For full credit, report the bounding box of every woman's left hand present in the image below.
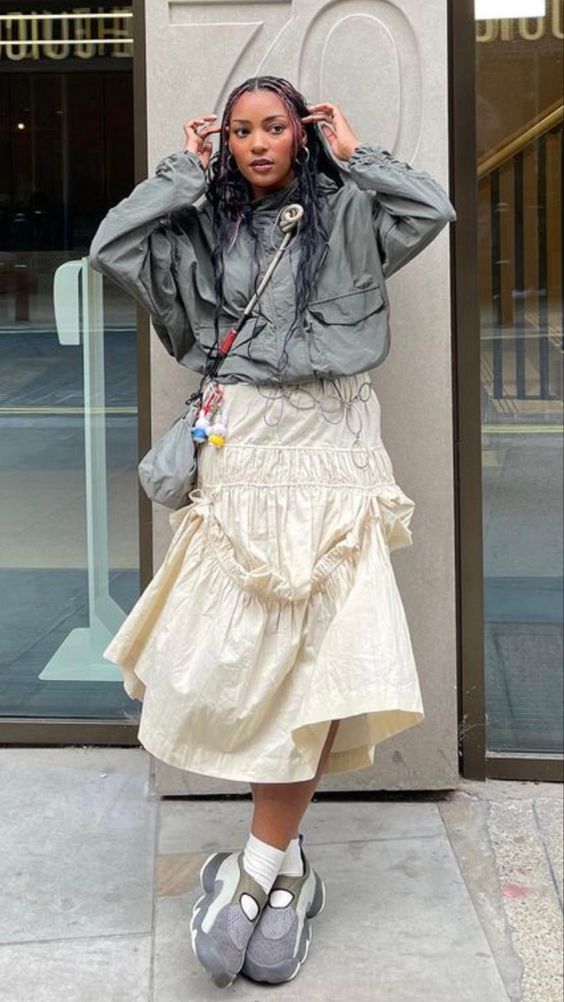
[301,102,360,161]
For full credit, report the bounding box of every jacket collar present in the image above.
[249,171,339,214]
[250,177,300,214]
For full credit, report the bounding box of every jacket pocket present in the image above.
[308,284,384,325]
[306,285,387,377]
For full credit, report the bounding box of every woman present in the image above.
[89,75,456,990]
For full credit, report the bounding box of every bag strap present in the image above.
[188,203,304,400]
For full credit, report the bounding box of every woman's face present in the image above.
[228,90,303,199]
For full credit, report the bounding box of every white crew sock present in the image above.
[243,833,285,894]
[279,836,304,877]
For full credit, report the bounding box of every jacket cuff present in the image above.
[347,143,457,222]
[348,144,414,172]
[155,149,206,177]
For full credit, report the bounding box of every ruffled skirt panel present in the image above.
[102,373,425,782]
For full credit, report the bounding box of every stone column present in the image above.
[145,0,458,793]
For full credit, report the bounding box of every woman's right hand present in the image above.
[182,115,221,170]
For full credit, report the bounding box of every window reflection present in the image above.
[476,1,563,753]
[0,4,139,720]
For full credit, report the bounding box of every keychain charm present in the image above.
[191,380,228,448]
[208,420,227,447]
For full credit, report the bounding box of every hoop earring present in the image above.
[296,145,310,166]
[227,153,236,171]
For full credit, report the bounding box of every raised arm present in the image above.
[88,150,207,362]
[303,101,457,279]
[346,144,457,279]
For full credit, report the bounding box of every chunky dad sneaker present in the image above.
[190,850,268,988]
[242,838,326,984]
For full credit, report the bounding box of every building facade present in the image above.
[0,0,562,789]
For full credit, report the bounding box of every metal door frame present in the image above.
[449,0,563,783]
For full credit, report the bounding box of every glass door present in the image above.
[475,1,563,755]
[0,5,141,721]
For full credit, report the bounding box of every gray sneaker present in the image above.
[190,850,268,988]
[242,838,326,984]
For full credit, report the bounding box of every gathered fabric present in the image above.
[102,372,425,782]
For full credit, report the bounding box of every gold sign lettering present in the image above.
[43,15,71,60]
[0,7,132,61]
[519,17,545,40]
[2,15,28,61]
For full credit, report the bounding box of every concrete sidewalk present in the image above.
[0,748,561,1002]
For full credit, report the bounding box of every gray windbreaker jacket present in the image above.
[88,144,457,384]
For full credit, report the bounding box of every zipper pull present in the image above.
[219,327,238,355]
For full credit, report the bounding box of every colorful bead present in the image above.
[208,434,226,448]
[191,427,207,442]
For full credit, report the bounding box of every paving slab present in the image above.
[487,799,563,1002]
[1,750,560,1002]
[0,748,156,942]
[439,792,524,1001]
[441,784,564,1002]
[157,798,444,855]
[0,934,151,1002]
[533,798,564,904]
[154,837,510,1001]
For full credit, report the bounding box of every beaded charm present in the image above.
[208,421,227,448]
[191,411,211,442]
[192,381,228,448]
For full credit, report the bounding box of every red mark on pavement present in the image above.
[503,883,529,899]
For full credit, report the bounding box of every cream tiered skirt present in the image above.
[102,372,425,782]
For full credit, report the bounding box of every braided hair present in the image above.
[205,75,342,376]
